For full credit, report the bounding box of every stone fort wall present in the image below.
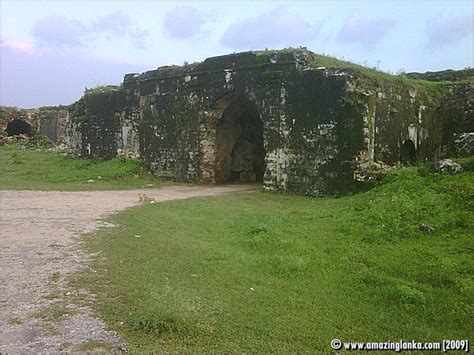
[65,49,473,195]
[3,49,471,195]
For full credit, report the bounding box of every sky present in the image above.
[1,1,473,108]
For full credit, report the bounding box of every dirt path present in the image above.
[0,184,259,352]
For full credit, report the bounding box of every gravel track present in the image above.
[0,184,259,352]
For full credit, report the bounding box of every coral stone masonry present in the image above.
[2,48,473,195]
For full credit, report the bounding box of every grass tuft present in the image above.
[34,305,78,322]
[75,339,115,351]
[7,316,24,325]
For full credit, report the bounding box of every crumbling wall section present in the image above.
[68,88,126,159]
[344,72,472,178]
[0,106,69,143]
[39,108,69,143]
[437,82,474,156]
[359,83,442,165]
[0,106,39,137]
[64,117,82,156]
[349,78,473,172]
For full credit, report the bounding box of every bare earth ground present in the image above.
[0,184,259,352]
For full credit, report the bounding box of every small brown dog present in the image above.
[138,193,156,204]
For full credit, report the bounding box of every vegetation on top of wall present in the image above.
[0,105,37,112]
[313,54,448,91]
[406,68,474,82]
[39,105,70,111]
[38,105,69,121]
[84,85,121,95]
[0,105,21,110]
[308,52,471,100]
[311,52,472,83]
[250,48,468,102]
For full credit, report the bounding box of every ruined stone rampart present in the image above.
[348,74,473,165]
[0,107,39,137]
[62,49,474,195]
[0,106,69,143]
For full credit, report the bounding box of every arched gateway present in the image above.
[201,93,266,184]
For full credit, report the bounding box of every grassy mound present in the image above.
[72,160,473,351]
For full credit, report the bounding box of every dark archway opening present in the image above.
[215,94,266,183]
[6,119,32,137]
[400,139,416,165]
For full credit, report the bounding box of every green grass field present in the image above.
[71,161,473,351]
[0,143,166,190]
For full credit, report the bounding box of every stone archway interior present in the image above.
[6,119,32,137]
[400,139,416,164]
[215,94,265,183]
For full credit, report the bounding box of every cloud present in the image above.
[91,11,134,36]
[31,12,149,49]
[426,15,473,50]
[163,6,208,40]
[337,14,397,49]
[32,16,87,48]
[1,39,42,55]
[91,11,150,48]
[220,7,318,50]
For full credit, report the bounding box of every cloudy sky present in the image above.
[1,1,472,108]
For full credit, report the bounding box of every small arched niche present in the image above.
[213,93,266,184]
[6,119,32,137]
[400,139,416,165]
